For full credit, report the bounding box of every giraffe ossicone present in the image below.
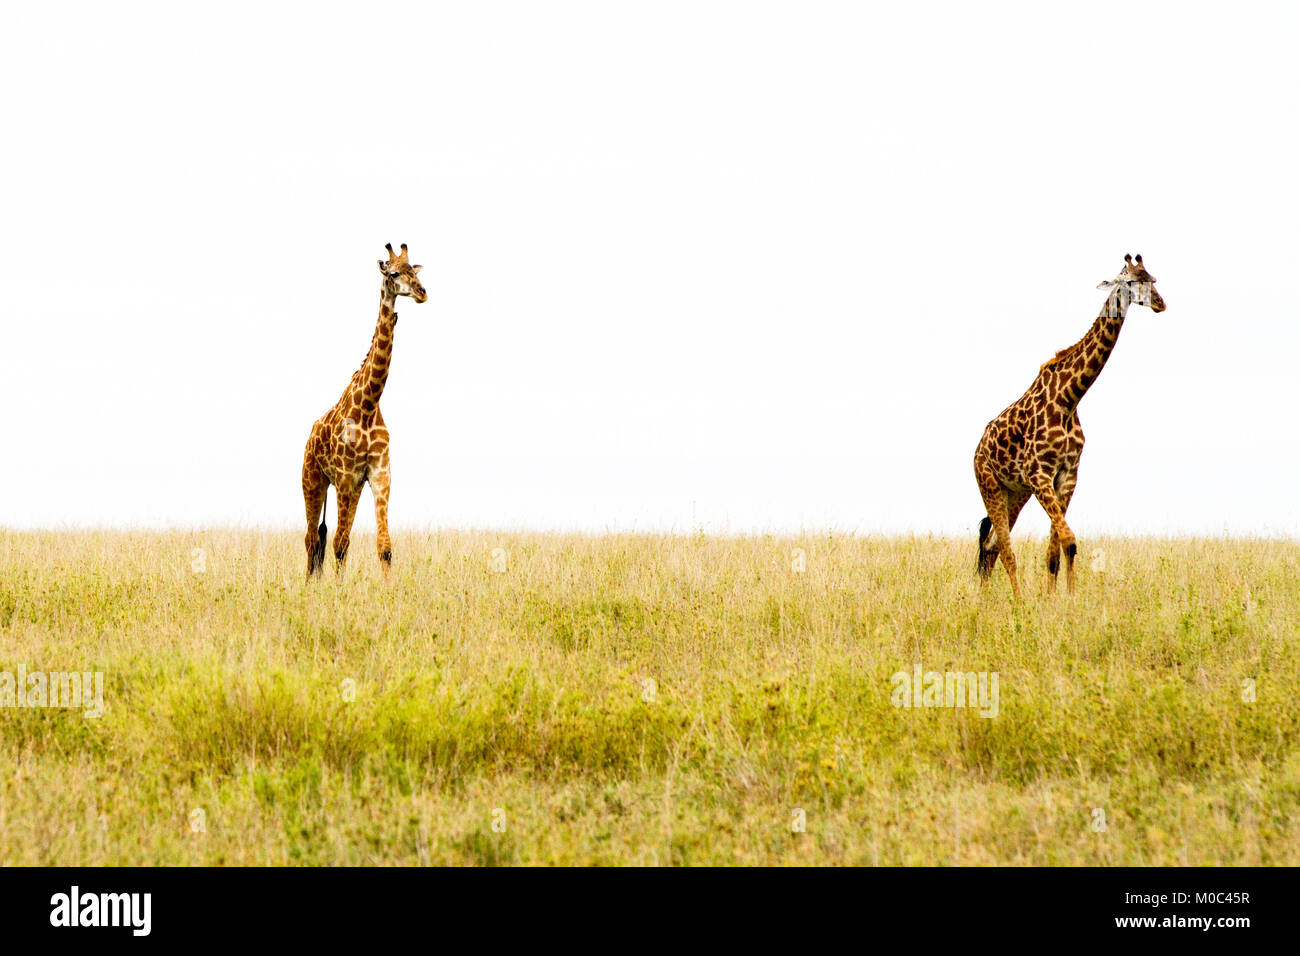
[973,254,1166,597]
[301,242,428,577]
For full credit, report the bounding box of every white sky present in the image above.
[3,2,1297,537]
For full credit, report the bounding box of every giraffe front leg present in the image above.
[1056,474,1079,595]
[333,486,362,572]
[369,454,393,576]
[1029,470,1076,597]
[1043,468,1080,593]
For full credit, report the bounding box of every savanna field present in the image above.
[0,530,1297,866]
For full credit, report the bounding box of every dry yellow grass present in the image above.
[0,529,1296,865]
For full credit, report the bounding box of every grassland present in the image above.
[0,529,1296,865]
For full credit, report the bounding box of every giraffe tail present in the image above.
[314,495,328,571]
[977,516,993,576]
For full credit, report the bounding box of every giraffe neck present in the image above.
[1054,285,1130,410]
[356,289,398,411]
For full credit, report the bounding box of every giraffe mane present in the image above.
[1038,345,1075,373]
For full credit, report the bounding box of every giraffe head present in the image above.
[377,243,427,304]
[1097,253,1165,312]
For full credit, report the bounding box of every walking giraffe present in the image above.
[974,254,1166,596]
[301,243,427,577]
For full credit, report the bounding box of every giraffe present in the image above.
[301,243,427,577]
[973,254,1166,596]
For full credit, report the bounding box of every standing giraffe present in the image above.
[974,254,1166,596]
[301,243,427,577]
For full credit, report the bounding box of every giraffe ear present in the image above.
[378,259,389,274]
[411,264,423,274]
[1096,280,1116,291]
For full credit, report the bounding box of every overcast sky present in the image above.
[3,2,1296,537]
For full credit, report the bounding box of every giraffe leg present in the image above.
[1044,472,1080,593]
[369,453,393,575]
[1029,469,1076,597]
[975,463,1020,598]
[302,458,329,578]
[1045,527,1061,594]
[979,489,1029,579]
[333,486,362,571]
[1056,474,1079,594]
[1001,489,1030,566]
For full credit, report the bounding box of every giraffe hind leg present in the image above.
[303,460,329,578]
[975,466,1020,597]
[977,486,1029,587]
[333,487,362,571]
